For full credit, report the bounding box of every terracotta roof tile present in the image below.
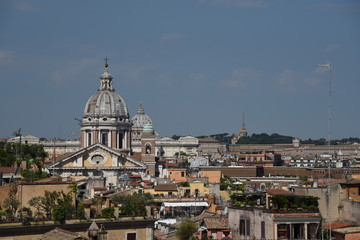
[106,189,133,198]
[21,177,74,185]
[37,227,89,240]
[203,217,229,230]
[340,179,360,185]
[0,167,18,174]
[323,222,354,230]
[331,226,360,234]
[130,174,142,178]
[154,184,178,192]
[193,210,217,222]
[164,163,179,167]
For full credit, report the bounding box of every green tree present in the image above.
[91,196,105,216]
[3,197,20,218]
[101,207,115,219]
[176,220,198,240]
[111,192,153,216]
[68,183,78,205]
[76,203,86,221]
[21,169,48,180]
[0,142,48,167]
[28,190,60,219]
[237,133,293,144]
[19,207,32,226]
[28,196,42,218]
[3,185,20,218]
[0,143,16,167]
[52,192,74,224]
[171,134,181,140]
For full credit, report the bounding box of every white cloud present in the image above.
[324,44,340,53]
[277,69,323,92]
[160,33,185,41]
[277,69,297,92]
[305,77,322,86]
[51,70,63,85]
[156,71,174,85]
[119,63,157,82]
[71,58,98,72]
[3,0,40,12]
[221,68,264,89]
[189,73,206,83]
[50,58,98,85]
[200,0,267,8]
[305,2,360,12]
[0,50,14,64]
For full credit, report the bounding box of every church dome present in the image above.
[131,103,152,128]
[83,65,129,119]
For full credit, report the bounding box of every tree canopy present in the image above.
[236,133,293,144]
[111,192,152,217]
[175,220,198,240]
[0,142,47,167]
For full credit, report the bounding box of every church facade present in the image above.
[48,63,149,186]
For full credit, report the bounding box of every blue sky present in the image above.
[0,0,359,140]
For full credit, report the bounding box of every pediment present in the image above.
[48,143,146,169]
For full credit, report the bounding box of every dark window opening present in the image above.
[127,232,136,240]
[146,144,151,154]
[101,132,108,146]
[118,133,123,149]
[88,132,92,146]
[261,221,265,239]
[240,219,245,235]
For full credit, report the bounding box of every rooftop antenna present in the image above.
[318,63,332,239]
[13,128,22,162]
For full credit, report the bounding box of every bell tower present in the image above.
[141,123,156,175]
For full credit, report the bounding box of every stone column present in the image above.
[124,131,128,149]
[94,130,99,144]
[111,130,117,149]
[80,131,85,148]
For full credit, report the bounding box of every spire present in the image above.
[137,101,145,114]
[242,113,245,129]
[240,113,248,137]
[99,57,114,91]
[104,56,109,68]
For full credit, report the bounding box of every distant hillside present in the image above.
[236,133,293,144]
[301,137,360,145]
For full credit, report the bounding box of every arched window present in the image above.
[145,143,151,154]
[240,219,246,235]
[239,219,250,236]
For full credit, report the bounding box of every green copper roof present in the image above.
[143,123,154,132]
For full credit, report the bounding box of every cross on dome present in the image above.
[104,56,109,68]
